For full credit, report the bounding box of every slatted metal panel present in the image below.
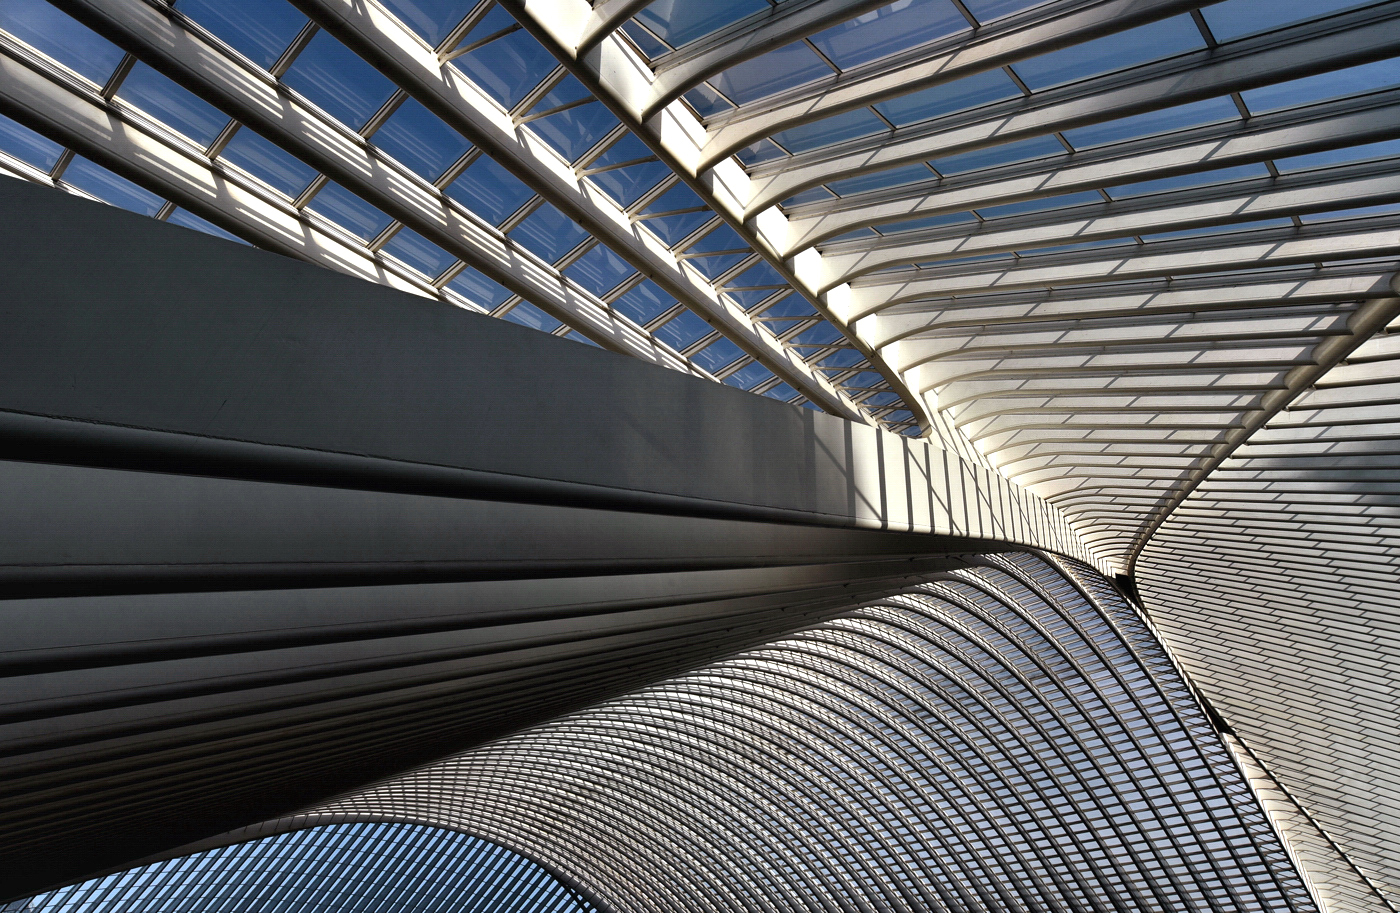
[1137,315,1400,913]
[1,823,599,913]
[165,553,1317,913]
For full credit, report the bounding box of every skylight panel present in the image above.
[637,184,713,245]
[655,309,713,350]
[0,113,62,171]
[931,135,1064,175]
[725,361,775,390]
[1275,137,1400,172]
[724,262,790,308]
[306,180,394,238]
[449,7,559,109]
[865,391,901,406]
[166,208,247,244]
[619,20,671,59]
[1300,201,1400,223]
[878,211,978,234]
[770,109,889,155]
[382,227,457,278]
[1061,97,1241,150]
[501,301,564,332]
[1241,58,1400,115]
[809,0,969,71]
[757,293,818,319]
[218,127,316,198]
[974,187,1103,218]
[526,74,592,111]
[734,139,788,168]
[818,349,866,369]
[692,337,745,372]
[683,224,751,279]
[526,98,622,163]
[823,227,881,244]
[764,382,801,401]
[1020,237,1135,256]
[874,69,1021,126]
[509,202,590,262]
[586,148,671,208]
[633,0,770,50]
[958,0,1049,25]
[379,0,479,48]
[564,244,636,296]
[1010,16,1202,92]
[1105,163,1271,199]
[372,98,471,182]
[174,0,308,71]
[0,0,126,85]
[446,155,533,224]
[709,42,836,108]
[681,83,735,119]
[612,279,676,325]
[917,251,1012,267]
[282,30,397,132]
[780,187,836,208]
[1139,218,1294,242]
[794,323,845,346]
[1201,0,1371,43]
[446,265,513,309]
[826,163,935,198]
[116,64,228,149]
[61,157,164,217]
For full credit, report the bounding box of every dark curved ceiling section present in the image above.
[3,822,603,913]
[151,553,1318,913]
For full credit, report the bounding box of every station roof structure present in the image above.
[0,0,1397,910]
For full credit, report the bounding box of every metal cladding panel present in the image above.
[1137,316,1400,913]
[129,553,1317,913]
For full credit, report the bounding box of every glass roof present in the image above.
[0,0,1396,456]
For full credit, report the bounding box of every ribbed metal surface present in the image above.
[186,552,1316,913]
[1137,315,1400,913]
[2,823,599,913]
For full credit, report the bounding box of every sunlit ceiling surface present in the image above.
[1136,312,1400,912]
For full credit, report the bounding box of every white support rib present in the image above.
[815,161,1400,289]
[742,2,1400,214]
[862,266,1398,347]
[641,0,894,119]
[780,90,1400,255]
[700,0,1207,169]
[846,215,1400,315]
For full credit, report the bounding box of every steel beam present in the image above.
[701,0,1209,169]
[780,90,1400,254]
[744,2,1400,214]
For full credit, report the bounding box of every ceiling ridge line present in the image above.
[1124,278,1400,576]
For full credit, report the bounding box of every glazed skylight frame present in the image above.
[0,0,882,421]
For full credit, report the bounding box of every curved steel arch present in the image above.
[140,552,1317,913]
[8,821,606,913]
